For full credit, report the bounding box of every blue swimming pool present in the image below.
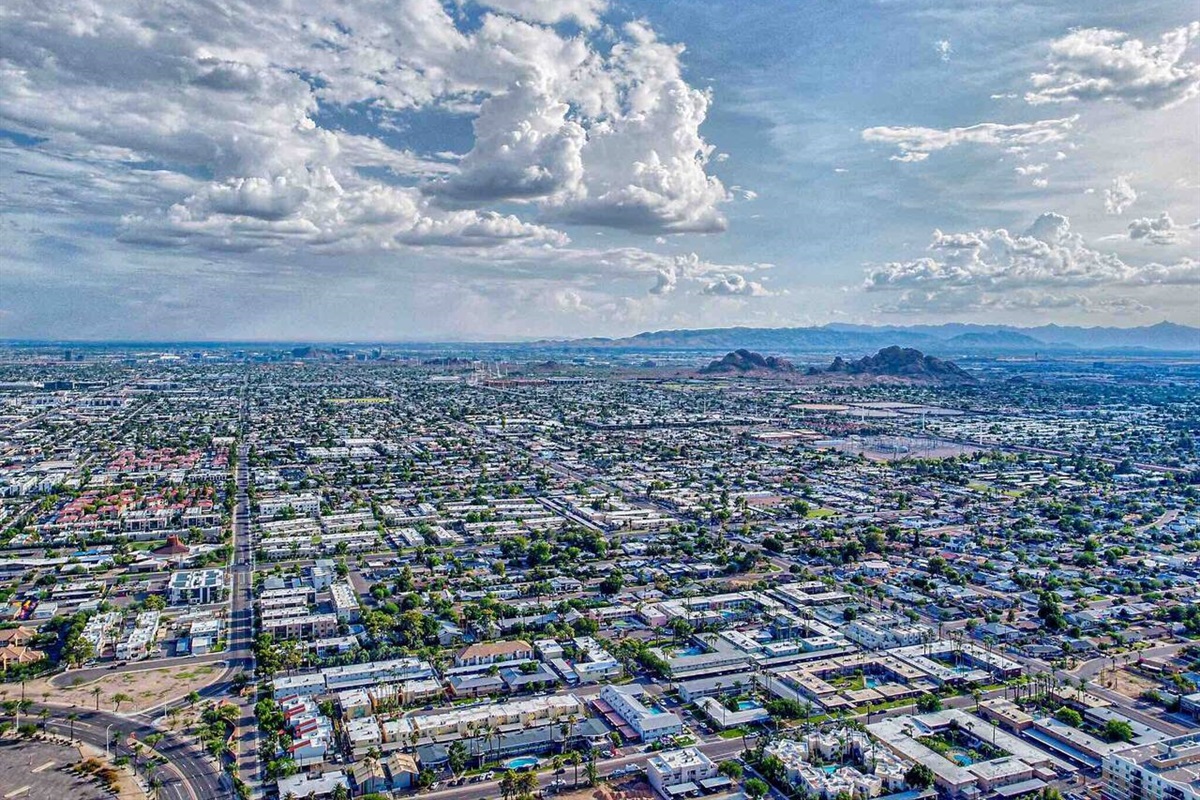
[504,757,540,770]
[736,700,762,711]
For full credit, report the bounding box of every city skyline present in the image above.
[2,1,1199,340]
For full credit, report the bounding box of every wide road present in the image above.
[229,438,260,795]
[30,703,230,800]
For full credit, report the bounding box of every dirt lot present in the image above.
[1100,668,1160,700]
[17,663,224,714]
[554,779,657,800]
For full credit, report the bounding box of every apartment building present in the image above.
[646,748,718,799]
[598,685,682,743]
[168,568,226,605]
[1102,735,1200,800]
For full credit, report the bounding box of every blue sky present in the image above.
[0,0,1197,340]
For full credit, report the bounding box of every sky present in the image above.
[1,0,1198,341]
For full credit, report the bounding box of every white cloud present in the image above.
[120,168,569,251]
[1104,175,1138,214]
[935,40,953,63]
[473,0,608,28]
[876,288,1150,315]
[423,19,730,234]
[1015,163,1047,176]
[861,116,1077,162]
[1027,23,1200,109]
[1127,211,1184,245]
[700,273,773,296]
[864,212,1200,312]
[425,77,588,203]
[0,0,731,258]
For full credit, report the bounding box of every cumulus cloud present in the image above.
[864,212,1200,312]
[475,0,608,28]
[1127,212,1182,245]
[1026,23,1200,109]
[1104,175,1138,214]
[935,40,953,62]
[592,250,772,297]
[425,77,587,203]
[120,167,568,251]
[423,20,729,233]
[0,0,732,259]
[861,116,1077,162]
[700,273,772,296]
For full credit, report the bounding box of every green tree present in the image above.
[905,763,935,788]
[1104,719,1134,742]
[1054,706,1083,727]
[112,692,132,713]
[600,572,624,595]
[448,740,467,776]
[744,778,770,800]
[916,693,942,713]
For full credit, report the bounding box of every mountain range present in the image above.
[547,321,1200,354]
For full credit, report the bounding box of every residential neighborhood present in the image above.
[1,343,1198,800]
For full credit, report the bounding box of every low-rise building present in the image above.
[647,748,718,799]
[598,685,682,743]
[168,569,226,605]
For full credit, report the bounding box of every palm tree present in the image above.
[67,712,79,743]
[569,750,582,787]
[112,692,132,713]
[499,770,516,800]
[516,771,538,797]
[91,686,102,711]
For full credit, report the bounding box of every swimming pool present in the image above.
[736,700,762,711]
[504,757,540,771]
[948,749,973,766]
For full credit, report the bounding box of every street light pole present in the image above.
[106,723,115,759]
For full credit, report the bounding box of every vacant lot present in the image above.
[555,779,656,800]
[20,663,223,714]
[1101,668,1159,700]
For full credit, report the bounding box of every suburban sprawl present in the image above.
[1,340,1200,800]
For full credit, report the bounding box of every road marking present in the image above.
[31,761,55,773]
[4,787,30,798]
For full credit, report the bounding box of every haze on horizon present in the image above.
[1,0,1198,341]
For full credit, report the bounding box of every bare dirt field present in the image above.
[555,779,656,800]
[1100,668,1160,700]
[13,663,225,714]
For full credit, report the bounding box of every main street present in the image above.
[230,433,260,795]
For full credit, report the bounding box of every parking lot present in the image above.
[0,739,113,800]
